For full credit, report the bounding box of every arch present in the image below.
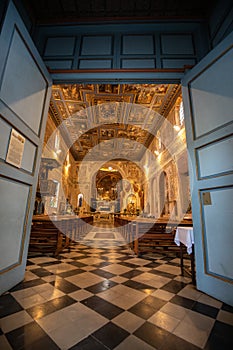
[77,193,83,207]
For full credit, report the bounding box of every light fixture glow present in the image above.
[174,125,181,131]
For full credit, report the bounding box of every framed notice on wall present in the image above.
[6,129,25,168]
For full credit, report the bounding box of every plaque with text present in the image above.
[6,129,25,168]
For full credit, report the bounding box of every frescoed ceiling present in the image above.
[49,83,181,161]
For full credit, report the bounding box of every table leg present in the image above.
[180,244,184,276]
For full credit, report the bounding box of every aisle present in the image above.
[76,221,127,248]
[0,232,232,349]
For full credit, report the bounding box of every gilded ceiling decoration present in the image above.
[49,83,180,161]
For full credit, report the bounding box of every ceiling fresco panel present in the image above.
[49,83,180,161]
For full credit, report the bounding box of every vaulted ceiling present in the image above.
[49,83,181,161]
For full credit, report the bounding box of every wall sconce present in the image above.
[53,149,62,159]
[173,125,181,131]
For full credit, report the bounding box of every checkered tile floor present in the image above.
[1,226,233,349]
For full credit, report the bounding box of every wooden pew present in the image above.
[133,222,180,256]
[29,215,94,256]
[115,216,194,281]
[132,220,195,282]
[29,216,71,256]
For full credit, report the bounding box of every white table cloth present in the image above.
[174,226,194,254]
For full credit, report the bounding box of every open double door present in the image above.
[0,1,232,305]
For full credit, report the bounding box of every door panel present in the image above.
[21,139,37,173]
[0,178,30,271]
[201,187,233,280]
[182,30,233,305]
[189,48,233,138]
[0,1,52,294]
[197,136,233,178]
[0,28,47,135]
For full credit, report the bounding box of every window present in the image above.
[55,131,60,150]
[179,100,184,125]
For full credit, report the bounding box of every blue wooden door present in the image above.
[182,31,233,305]
[0,1,52,294]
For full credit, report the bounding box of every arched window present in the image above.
[77,193,83,207]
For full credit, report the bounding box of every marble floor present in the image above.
[0,224,233,350]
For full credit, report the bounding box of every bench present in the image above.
[133,222,182,256]
[29,219,71,256]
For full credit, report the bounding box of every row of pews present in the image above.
[29,215,93,256]
[116,215,193,262]
[115,216,192,256]
[115,216,195,283]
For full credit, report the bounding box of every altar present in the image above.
[93,212,114,224]
[95,200,116,213]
